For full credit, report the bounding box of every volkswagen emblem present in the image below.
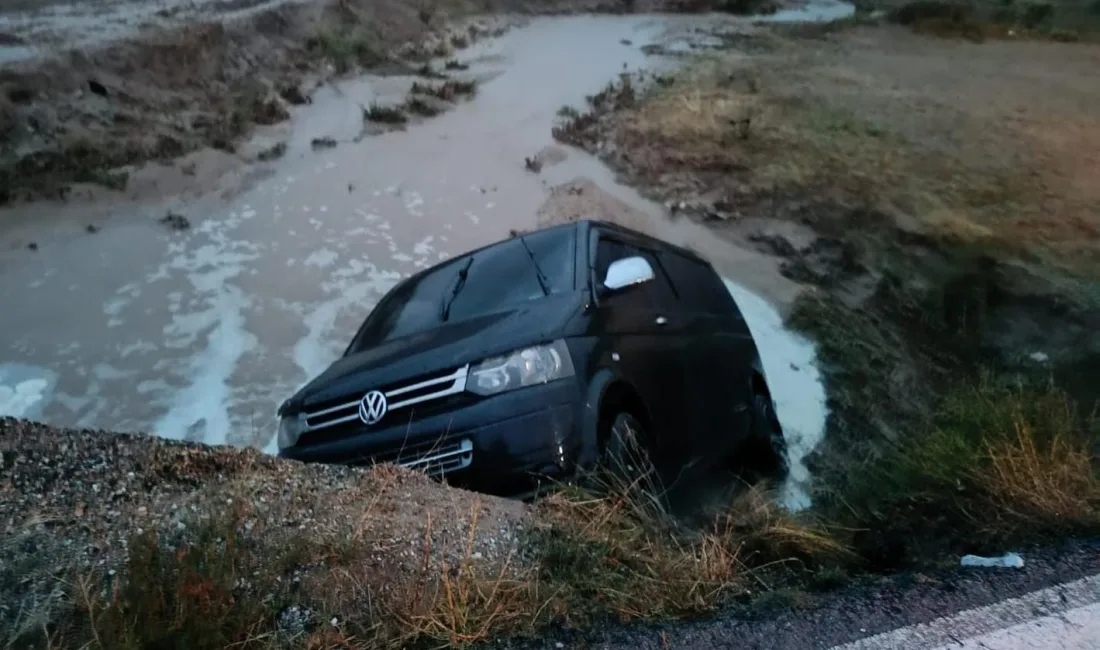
[358,390,388,425]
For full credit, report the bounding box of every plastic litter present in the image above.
[960,552,1025,568]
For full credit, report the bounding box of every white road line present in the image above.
[933,601,1100,650]
[830,574,1100,650]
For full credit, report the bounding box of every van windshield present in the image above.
[346,228,575,352]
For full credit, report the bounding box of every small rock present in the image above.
[85,224,99,233]
[279,84,311,106]
[277,604,315,634]
[620,39,633,46]
[159,212,191,231]
[27,242,38,251]
[524,156,543,173]
[88,79,108,97]
[252,94,290,126]
[257,141,287,162]
[310,137,338,150]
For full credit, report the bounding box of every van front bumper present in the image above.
[278,379,585,495]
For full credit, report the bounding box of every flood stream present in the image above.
[0,8,848,508]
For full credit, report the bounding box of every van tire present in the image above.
[601,412,650,478]
[740,393,789,481]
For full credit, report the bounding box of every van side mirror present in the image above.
[602,256,655,293]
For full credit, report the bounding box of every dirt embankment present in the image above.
[0,0,643,204]
[0,0,781,205]
[0,417,533,648]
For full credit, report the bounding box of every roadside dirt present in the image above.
[0,417,531,646]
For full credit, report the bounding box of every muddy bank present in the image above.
[0,0,792,204]
[0,0,621,202]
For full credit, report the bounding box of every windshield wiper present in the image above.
[516,235,551,296]
[440,257,474,322]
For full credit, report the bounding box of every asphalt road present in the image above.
[500,539,1100,650]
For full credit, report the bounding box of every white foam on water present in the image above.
[149,212,261,446]
[0,363,57,420]
[154,289,258,445]
[722,278,827,511]
[0,379,49,417]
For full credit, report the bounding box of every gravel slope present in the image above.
[0,417,530,640]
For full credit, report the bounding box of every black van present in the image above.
[277,220,786,494]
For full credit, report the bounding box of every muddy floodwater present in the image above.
[0,9,845,508]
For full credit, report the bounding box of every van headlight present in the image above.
[465,340,575,396]
[277,413,305,450]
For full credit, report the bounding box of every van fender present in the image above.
[577,368,650,469]
[578,368,620,468]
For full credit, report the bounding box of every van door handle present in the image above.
[655,316,668,326]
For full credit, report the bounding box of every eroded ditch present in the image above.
[0,9,843,510]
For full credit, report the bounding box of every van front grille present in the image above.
[301,364,470,436]
[357,437,474,477]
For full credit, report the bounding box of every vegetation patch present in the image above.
[883,0,1100,41]
[306,28,385,74]
[409,79,478,102]
[363,102,409,124]
[529,453,848,626]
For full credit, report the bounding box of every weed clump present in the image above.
[827,378,1100,566]
[405,96,443,117]
[363,103,408,124]
[72,516,286,650]
[307,29,384,74]
[409,79,477,102]
[530,437,847,623]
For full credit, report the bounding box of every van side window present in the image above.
[596,237,676,308]
[659,251,738,316]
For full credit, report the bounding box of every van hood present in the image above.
[289,292,584,411]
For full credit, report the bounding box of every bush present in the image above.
[1020,1,1053,27]
[833,379,1100,564]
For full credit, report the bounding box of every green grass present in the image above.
[307,28,384,74]
[72,516,288,650]
[885,0,1100,41]
[818,375,1100,565]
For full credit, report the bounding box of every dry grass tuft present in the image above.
[834,379,1100,559]
[388,506,546,648]
[531,438,847,623]
[981,406,1100,527]
[71,512,281,650]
